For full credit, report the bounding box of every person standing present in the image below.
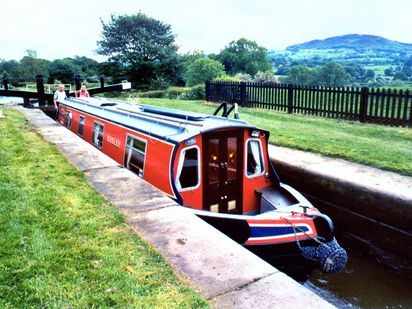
[53,84,67,119]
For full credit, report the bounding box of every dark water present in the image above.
[303,246,412,309]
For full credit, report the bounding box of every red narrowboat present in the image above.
[57,97,347,275]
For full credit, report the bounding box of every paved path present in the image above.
[13,106,335,309]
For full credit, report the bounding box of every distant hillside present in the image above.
[287,34,412,53]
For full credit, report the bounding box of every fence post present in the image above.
[36,75,45,106]
[287,84,294,113]
[75,75,81,91]
[409,98,412,128]
[2,76,9,91]
[205,81,210,101]
[100,76,105,89]
[240,82,246,106]
[359,87,369,122]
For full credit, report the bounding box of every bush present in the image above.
[253,71,278,83]
[186,84,205,100]
[185,58,225,86]
[137,85,205,100]
[213,74,241,82]
[138,90,167,98]
[234,73,253,81]
[166,87,187,99]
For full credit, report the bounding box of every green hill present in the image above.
[287,34,412,53]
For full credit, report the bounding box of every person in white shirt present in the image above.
[53,84,67,119]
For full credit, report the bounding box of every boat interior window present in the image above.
[124,135,146,178]
[65,111,72,129]
[92,122,104,148]
[246,139,265,177]
[78,115,85,136]
[176,146,200,191]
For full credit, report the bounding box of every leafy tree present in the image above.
[345,63,365,81]
[393,71,408,81]
[282,65,316,85]
[363,69,375,81]
[98,61,129,84]
[184,58,224,86]
[49,59,77,84]
[0,59,20,84]
[276,65,289,75]
[181,50,205,66]
[402,65,412,77]
[384,67,394,76]
[96,13,180,86]
[19,54,50,80]
[72,56,100,77]
[217,38,272,75]
[24,49,37,58]
[317,62,350,86]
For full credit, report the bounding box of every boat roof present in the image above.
[61,97,256,143]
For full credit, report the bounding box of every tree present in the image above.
[345,63,365,82]
[0,59,20,84]
[363,69,375,81]
[384,67,394,76]
[72,56,99,77]
[393,71,408,81]
[282,65,316,85]
[96,13,180,86]
[184,58,224,86]
[317,62,350,86]
[49,59,77,84]
[19,54,50,79]
[217,38,272,75]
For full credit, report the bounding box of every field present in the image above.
[0,108,208,307]
[129,98,412,177]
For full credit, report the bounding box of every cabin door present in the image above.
[203,130,243,214]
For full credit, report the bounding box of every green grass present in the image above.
[0,108,208,307]
[128,98,412,177]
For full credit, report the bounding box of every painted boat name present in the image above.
[107,135,121,147]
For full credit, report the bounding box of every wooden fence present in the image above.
[205,81,412,127]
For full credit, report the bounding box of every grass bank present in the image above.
[0,108,207,307]
[128,98,412,177]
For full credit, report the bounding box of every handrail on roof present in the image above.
[65,98,202,131]
[116,106,204,127]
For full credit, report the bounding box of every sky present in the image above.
[1,0,411,61]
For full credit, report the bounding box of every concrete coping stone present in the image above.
[15,106,335,308]
[269,144,412,203]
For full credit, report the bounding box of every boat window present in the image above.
[92,122,104,148]
[78,115,85,136]
[65,111,72,129]
[246,139,265,177]
[176,146,200,191]
[124,135,146,178]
